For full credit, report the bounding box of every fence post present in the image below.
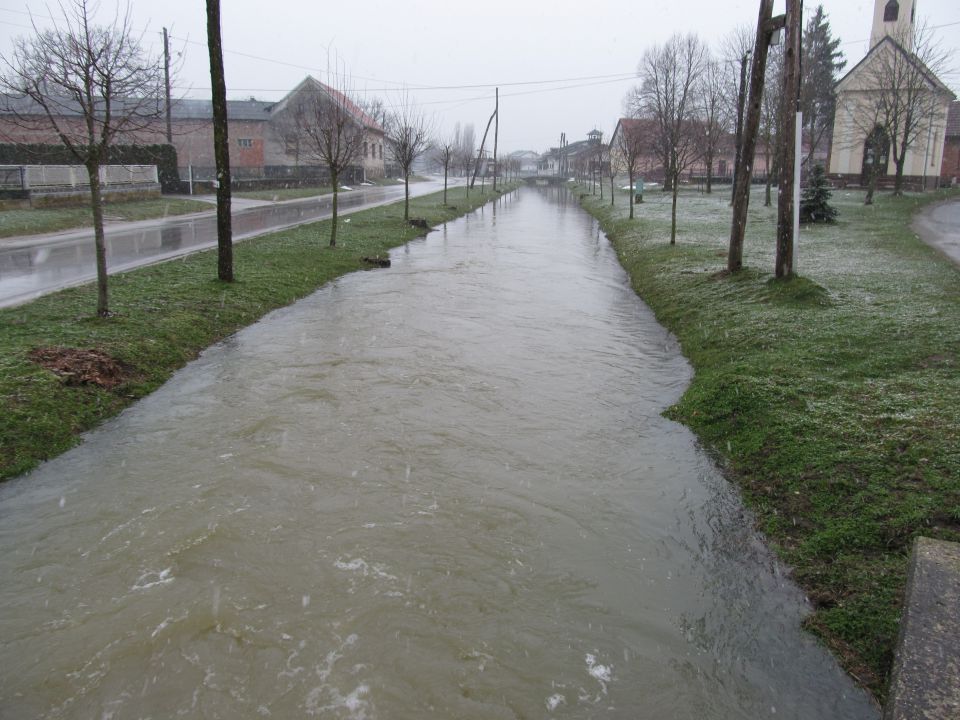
[19,166,29,191]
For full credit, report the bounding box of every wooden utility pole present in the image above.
[205,0,233,282]
[775,0,802,278]
[731,51,751,205]
[493,87,499,192]
[727,0,785,272]
[163,27,172,143]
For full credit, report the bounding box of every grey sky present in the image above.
[1,1,958,151]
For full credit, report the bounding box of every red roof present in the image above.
[947,101,960,138]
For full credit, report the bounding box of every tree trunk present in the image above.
[610,175,615,206]
[330,170,339,248]
[893,156,906,196]
[404,173,410,220]
[87,164,109,317]
[671,172,679,245]
[206,0,233,282]
[729,0,777,273]
[764,146,773,207]
[706,154,713,194]
[628,167,635,220]
[443,163,448,206]
[865,165,878,205]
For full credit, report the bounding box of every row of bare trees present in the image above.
[611,6,850,244]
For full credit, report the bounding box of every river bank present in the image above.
[577,183,960,701]
[0,184,515,482]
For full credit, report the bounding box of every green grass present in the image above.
[0,183,516,483]
[576,183,960,702]
[0,197,213,238]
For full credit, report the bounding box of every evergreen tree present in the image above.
[801,6,846,170]
[799,165,838,224]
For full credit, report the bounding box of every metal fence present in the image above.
[0,164,159,190]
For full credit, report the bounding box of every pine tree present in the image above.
[801,6,846,170]
[799,165,838,224]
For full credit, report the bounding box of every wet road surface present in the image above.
[0,180,447,308]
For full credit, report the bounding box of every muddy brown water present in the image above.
[0,188,877,718]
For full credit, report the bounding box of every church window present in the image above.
[884,1,899,22]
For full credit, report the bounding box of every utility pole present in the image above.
[728,0,785,273]
[163,27,172,144]
[493,87,499,192]
[775,0,802,278]
[205,0,233,282]
[732,50,751,205]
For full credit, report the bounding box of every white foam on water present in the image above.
[585,653,613,693]
[546,693,566,711]
[132,568,174,591]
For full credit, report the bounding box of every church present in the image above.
[828,0,955,190]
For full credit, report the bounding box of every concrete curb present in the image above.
[884,537,960,720]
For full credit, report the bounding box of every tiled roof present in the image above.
[947,101,960,138]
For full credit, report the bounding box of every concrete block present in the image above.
[884,537,960,720]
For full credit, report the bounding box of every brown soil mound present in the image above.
[28,347,132,389]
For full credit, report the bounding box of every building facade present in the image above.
[0,76,385,186]
[828,0,955,189]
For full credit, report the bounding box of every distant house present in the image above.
[609,118,771,186]
[0,75,385,186]
[828,0,955,189]
[507,150,540,177]
[941,101,960,186]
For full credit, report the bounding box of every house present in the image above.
[941,101,960,186]
[828,0,955,189]
[0,76,385,187]
[608,119,771,185]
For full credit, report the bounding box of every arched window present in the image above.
[884,1,899,22]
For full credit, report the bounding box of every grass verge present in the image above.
[0,184,515,483]
[577,184,960,702]
[0,197,213,238]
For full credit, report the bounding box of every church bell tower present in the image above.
[870,0,916,49]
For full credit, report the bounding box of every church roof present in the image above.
[836,36,955,97]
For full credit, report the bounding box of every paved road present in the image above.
[912,197,960,268]
[0,180,452,308]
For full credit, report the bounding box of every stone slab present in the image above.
[884,537,960,720]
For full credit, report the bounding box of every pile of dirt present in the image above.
[28,347,133,389]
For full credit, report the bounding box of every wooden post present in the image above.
[163,28,172,144]
[205,0,233,282]
[775,0,802,278]
[732,51,751,205]
[493,88,499,192]
[728,0,783,273]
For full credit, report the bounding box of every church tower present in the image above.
[870,0,916,49]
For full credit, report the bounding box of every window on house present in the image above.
[237,138,253,148]
[884,1,899,22]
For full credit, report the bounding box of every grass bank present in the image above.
[0,184,515,483]
[577,184,960,702]
[0,197,213,238]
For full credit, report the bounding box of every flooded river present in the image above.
[0,188,877,718]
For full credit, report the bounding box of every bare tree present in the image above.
[0,0,166,316]
[205,0,232,282]
[293,79,367,247]
[696,57,730,194]
[835,21,953,198]
[635,33,708,244]
[433,133,455,205]
[385,96,432,221]
[613,119,648,220]
[760,46,784,207]
[606,138,622,207]
[721,25,757,202]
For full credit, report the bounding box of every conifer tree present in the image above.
[800,5,846,170]
[799,165,838,224]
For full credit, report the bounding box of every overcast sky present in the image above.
[1,1,958,151]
